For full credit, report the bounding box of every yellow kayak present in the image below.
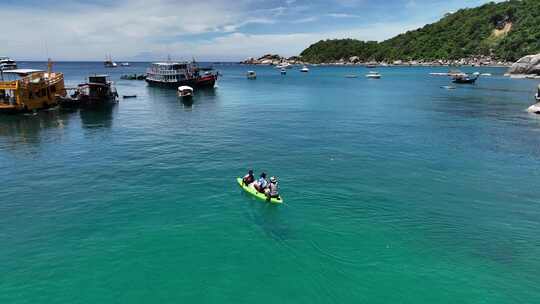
[236,177,283,204]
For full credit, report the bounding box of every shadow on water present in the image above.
[0,109,73,151]
[79,104,116,129]
[241,191,292,242]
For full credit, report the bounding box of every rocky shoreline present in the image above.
[241,54,513,68]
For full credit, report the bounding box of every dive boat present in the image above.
[177,86,193,99]
[366,71,381,79]
[59,74,118,108]
[247,71,257,79]
[145,61,218,89]
[0,62,66,113]
[0,56,17,70]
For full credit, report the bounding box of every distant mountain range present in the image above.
[300,0,540,63]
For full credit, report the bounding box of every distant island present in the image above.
[243,0,540,67]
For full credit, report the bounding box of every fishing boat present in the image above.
[452,74,478,84]
[247,71,257,79]
[0,56,17,70]
[58,74,118,108]
[177,86,193,99]
[0,61,66,113]
[366,71,381,79]
[300,66,309,73]
[145,61,218,89]
[104,55,118,68]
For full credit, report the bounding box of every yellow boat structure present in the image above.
[0,60,66,113]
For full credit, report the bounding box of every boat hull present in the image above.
[146,75,217,89]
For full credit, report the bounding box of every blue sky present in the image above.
[2,0,499,61]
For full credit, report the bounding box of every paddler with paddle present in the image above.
[264,176,280,201]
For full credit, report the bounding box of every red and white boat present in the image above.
[146,61,218,89]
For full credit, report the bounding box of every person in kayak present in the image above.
[242,169,255,185]
[254,172,268,193]
[265,176,279,200]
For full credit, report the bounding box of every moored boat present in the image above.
[177,86,193,99]
[0,56,17,70]
[145,61,218,89]
[104,55,118,68]
[58,74,118,108]
[0,61,66,113]
[452,74,478,84]
[300,65,309,72]
[276,62,292,69]
[366,71,381,79]
[247,71,257,79]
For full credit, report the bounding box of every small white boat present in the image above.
[300,66,309,73]
[280,68,286,75]
[366,71,381,79]
[480,73,492,76]
[120,62,130,67]
[247,71,256,79]
[177,86,194,98]
[276,62,292,69]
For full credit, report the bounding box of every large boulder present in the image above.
[508,54,540,75]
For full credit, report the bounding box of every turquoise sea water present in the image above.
[1,62,540,303]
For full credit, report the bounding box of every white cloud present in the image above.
[2,0,493,61]
[146,21,425,61]
[326,13,361,18]
[3,0,251,60]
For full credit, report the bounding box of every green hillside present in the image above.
[300,0,540,63]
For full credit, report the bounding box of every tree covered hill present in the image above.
[300,0,540,63]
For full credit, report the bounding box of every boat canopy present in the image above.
[178,86,193,91]
[3,69,44,76]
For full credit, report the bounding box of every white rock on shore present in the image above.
[527,103,540,114]
[508,54,540,75]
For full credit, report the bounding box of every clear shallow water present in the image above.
[1,62,540,303]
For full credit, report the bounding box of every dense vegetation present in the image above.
[300,0,540,63]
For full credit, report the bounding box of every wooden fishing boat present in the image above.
[0,60,66,113]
